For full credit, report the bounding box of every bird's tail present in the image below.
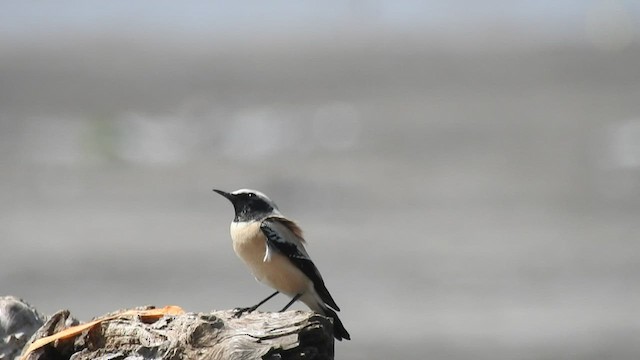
[301,292,351,341]
[320,305,351,341]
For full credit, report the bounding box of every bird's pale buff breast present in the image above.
[230,221,311,296]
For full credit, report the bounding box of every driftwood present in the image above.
[1,297,334,360]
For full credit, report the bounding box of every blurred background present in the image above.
[2,1,640,359]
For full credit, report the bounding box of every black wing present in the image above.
[260,220,340,311]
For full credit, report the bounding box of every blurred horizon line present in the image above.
[0,25,634,53]
[1,0,639,50]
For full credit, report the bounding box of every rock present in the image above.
[0,297,44,360]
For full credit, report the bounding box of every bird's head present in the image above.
[214,188,281,222]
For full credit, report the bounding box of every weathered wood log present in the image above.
[8,298,334,360]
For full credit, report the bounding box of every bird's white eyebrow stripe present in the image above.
[231,188,269,198]
[230,188,280,211]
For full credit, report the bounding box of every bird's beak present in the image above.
[213,189,235,202]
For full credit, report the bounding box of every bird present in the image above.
[213,188,350,341]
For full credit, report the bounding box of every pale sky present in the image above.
[2,0,638,38]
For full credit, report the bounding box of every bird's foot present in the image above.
[233,306,257,318]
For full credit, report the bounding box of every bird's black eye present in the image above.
[247,193,255,198]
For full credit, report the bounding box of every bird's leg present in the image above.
[233,291,280,318]
[279,293,302,312]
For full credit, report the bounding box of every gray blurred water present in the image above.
[1,27,640,359]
